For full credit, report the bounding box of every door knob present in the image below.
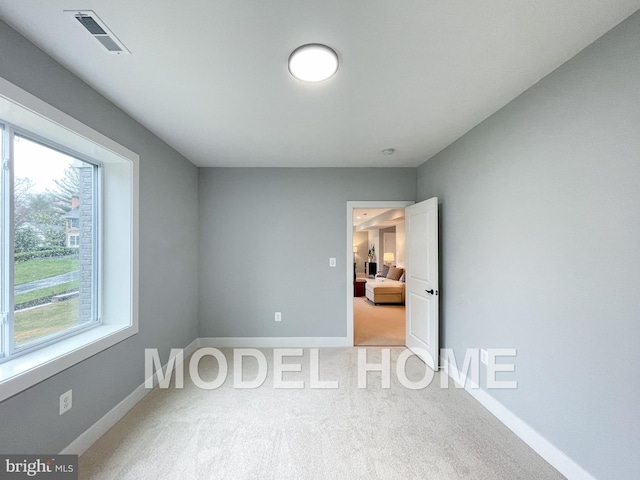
[425,289,434,295]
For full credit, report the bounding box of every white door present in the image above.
[405,197,439,369]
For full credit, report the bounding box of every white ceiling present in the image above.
[354,208,404,230]
[0,1,638,168]
[353,209,392,227]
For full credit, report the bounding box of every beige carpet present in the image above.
[354,296,405,346]
[78,348,565,480]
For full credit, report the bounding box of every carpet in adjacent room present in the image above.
[354,295,405,346]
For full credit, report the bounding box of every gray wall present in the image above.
[417,12,640,480]
[0,21,199,453]
[198,168,415,337]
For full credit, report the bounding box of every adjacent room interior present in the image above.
[352,208,406,346]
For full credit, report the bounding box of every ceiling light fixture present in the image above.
[288,44,339,82]
[382,148,395,155]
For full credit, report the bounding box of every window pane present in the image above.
[13,135,95,348]
[0,125,4,357]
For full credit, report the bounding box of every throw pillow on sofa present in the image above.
[380,264,390,277]
[386,266,404,281]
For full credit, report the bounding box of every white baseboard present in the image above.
[442,357,596,480]
[60,339,199,456]
[198,336,351,348]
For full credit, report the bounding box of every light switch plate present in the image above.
[329,258,336,267]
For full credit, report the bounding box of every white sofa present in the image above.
[365,266,405,304]
[365,278,405,304]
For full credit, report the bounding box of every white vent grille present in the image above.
[65,10,131,55]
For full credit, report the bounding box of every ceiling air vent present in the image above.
[65,10,131,55]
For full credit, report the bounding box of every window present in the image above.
[0,77,139,402]
[68,234,80,248]
[2,132,99,356]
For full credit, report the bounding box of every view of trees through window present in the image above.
[11,134,95,348]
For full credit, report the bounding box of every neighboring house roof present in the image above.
[65,206,80,219]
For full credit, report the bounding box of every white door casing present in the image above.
[405,197,439,369]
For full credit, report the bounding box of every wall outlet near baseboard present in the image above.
[275,312,282,322]
[60,389,72,415]
[481,349,488,366]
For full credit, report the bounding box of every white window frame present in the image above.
[68,233,80,248]
[0,77,139,402]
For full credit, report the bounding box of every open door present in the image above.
[405,197,439,369]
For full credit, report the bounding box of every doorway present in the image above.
[346,201,414,346]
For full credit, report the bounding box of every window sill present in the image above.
[0,323,136,403]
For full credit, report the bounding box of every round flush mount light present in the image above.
[382,148,396,155]
[288,44,339,82]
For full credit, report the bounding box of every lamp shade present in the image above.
[384,252,395,263]
[353,246,358,253]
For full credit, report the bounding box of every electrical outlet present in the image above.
[60,389,72,415]
[275,312,282,322]
[481,349,488,366]
[329,258,336,267]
